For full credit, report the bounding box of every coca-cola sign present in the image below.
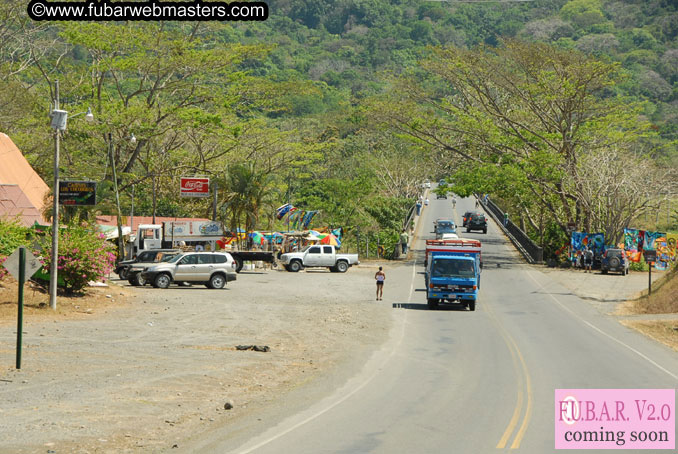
[180,177,210,198]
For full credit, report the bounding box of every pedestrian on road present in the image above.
[400,230,409,254]
[424,198,429,206]
[375,266,385,300]
[452,196,457,208]
[475,199,480,209]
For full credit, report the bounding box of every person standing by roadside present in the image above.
[503,212,509,227]
[375,266,385,300]
[424,197,429,206]
[584,247,594,273]
[400,229,409,254]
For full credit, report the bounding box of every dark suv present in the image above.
[462,211,479,227]
[601,248,629,275]
[466,214,487,234]
[115,249,180,280]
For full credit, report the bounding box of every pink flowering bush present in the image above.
[0,256,7,281]
[38,222,116,294]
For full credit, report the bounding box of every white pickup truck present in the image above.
[280,245,359,272]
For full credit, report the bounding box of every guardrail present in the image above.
[479,196,543,264]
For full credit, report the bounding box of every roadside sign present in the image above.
[4,247,41,281]
[180,177,209,197]
[59,181,96,206]
[643,249,657,263]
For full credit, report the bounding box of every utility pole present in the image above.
[49,80,60,311]
[108,132,125,260]
[152,174,157,224]
[213,181,218,221]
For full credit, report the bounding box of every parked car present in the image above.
[115,249,180,280]
[280,244,359,272]
[462,211,480,227]
[126,250,182,286]
[424,180,431,188]
[141,252,237,289]
[601,248,629,275]
[466,213,487,234]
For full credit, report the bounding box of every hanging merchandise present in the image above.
[276,204,294,220]
[303,211,317,229]
[624,228,644,263]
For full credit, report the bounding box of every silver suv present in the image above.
[141,252,237,289]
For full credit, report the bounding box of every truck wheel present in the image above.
[234,258,243,273]
[468,301,476,311]
[207,274,226,289]
[118,267,129,280]
[483,228,487,234]
[153,273,171,289]
[427,299,439,310]
[336,261,349,273]
[329,266,338,272]
[288,260,302,272]
[602,269,608,275]
[466,228,471,233]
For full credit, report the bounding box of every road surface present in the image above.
[188,190,678,454]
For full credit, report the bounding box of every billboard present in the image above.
[163,221,224,238]
[180,177,209,197]
[58,181,96,206]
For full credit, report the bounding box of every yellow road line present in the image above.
[484,302,533,449]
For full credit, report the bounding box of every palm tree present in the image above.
[221,163,276,248]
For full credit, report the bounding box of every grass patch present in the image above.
[627,266,678,314]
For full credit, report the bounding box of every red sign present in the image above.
[180,177,210,197]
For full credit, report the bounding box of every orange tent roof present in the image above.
[0,133,49,214]
[0,184,44,226]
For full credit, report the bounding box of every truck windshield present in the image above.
[431,259,475,278]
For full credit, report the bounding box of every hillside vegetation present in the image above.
[0,0,676,256]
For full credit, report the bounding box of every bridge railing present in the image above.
[479,195,543,264]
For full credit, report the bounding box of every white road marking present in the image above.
[526,271,678,381]
[234,261,417,454]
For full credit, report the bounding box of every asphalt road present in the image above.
[194,190,678,454]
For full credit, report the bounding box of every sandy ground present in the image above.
[0,264,394,454]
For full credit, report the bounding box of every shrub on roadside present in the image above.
[37,222,116,294]
[0,218,32,281]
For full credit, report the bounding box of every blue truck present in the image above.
[425,239,482,311]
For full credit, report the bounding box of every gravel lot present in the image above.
[0,263,395,453]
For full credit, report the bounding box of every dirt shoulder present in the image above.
[0,264,396,453]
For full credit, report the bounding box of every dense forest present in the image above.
[0,0,676,256]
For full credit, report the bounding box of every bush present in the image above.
[0,218,32,281]
[37,222,116,295]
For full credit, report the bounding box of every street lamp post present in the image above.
[48,80,93,310]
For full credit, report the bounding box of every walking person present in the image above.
[375,266,385,301]
[475,199,480,209]
[452,196,457,208]
[400,229,409,254]
[503,212,509,227]
[424,197,429,206]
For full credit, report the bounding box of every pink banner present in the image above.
[555,389,675,449]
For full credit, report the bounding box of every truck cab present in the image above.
[425,239,482,311]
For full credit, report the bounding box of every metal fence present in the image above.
[480,196,543,264]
